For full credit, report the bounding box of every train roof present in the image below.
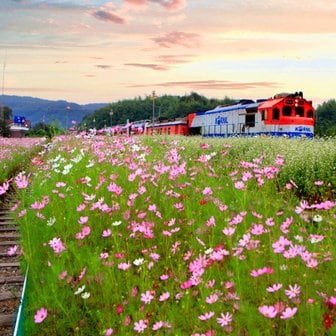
[198,101,259,116]
[258,98,284,109]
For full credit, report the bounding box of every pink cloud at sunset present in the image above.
[152,31,200,48]
[92,10,127,24]
[128,80,280,91]
[125,63,169,71]
[125,0,186,11]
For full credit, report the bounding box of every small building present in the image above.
[6,119,31,137]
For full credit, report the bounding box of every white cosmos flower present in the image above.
[312,215,323,223]
[294,235,303,242]
[81,292,90,299]
[47,216,56,226]
[74,285,86,295]
[71,154,83,163]
[112,220,122,226]
[204,248,214,255]
[86,160,94,168]
[133,258,144,266]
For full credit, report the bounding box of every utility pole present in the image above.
[151,90,157,134]
[66,106,71,132]
[109,110,113,127]
[1,57,6,122]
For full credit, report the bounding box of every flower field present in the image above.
[0,137,46,193]
[5,135,336,335]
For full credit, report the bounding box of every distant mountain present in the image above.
[0,95,107,128]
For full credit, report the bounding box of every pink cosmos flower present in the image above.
[159,292,170,302]
[7,245,18,256]
[258,305,277,318]
[160,274,169,280]
[140,290,154,304]
[265,217,275,226]
[234,181,245,190]
[34,307,48,323]
[199,311,215,320]
[206,293,219,304]
[251,224,264,235]
[118,262,131,271]
[250,266,274,277]
[272,236,291,253]
[306,258,319,268]
[14,172,29,189]
[173,202,184,211]
[275,155,285,166]
[229,212,246,225]
[206,216,216,227]
[105,328,113,335]
[76,225,90,239]
[206,279,216,288]
[77,203,86,212]
[55,181,66,188]
[266,283,283,292]
[0,181,10,195]
[285,183,293,190]
[180,280,193,290]
[58,271,67,280]
[102,229,112,237]
[48,237,66,254]
[134,319,148,333]
[202,187,213,195]
[280,307,298,319]
[78,216,88,225]
[285,284,301,299]
[107,182,123,195]
[242,171,253,181]
[152,321,163,331]
[78,267,87,281]
[100,252,109,259]
[216,312,233,326]
[222,227,235,236]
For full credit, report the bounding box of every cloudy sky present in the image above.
[0,0,335,106]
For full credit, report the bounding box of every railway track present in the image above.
[0,199,23,336]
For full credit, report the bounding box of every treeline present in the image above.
[80,92,235,130]
[314,99,336,137]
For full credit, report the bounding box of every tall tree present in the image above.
[0,105,12,120]
[0,106,12,136]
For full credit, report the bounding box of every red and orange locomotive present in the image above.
[143,92,315,138]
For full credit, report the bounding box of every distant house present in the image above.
[6,118,31,137]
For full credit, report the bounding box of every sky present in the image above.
[0,0,335,107]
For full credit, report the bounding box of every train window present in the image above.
[272,108,280,120]
[282,106,292,116]
[307,110,314,118]
[261,110,267,121]
[245,113,255,127]
[168,128,171,135]
[295,106,304,117]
